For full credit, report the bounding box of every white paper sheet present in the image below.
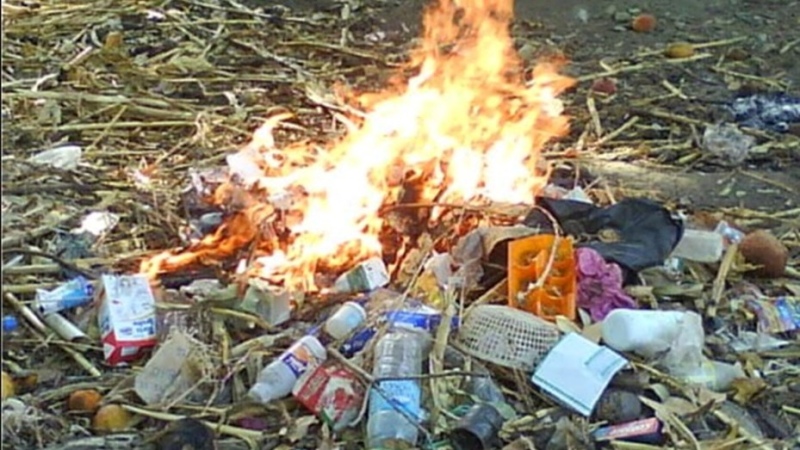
[531,332,628,416]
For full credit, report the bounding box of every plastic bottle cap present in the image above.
[3,315,18,333]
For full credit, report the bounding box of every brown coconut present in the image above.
[739,230,788,277]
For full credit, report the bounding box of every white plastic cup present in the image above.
[324,302,367,340]
[248,335,327,403]
[601,309,690,358]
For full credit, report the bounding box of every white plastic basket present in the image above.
[457,305,560,371]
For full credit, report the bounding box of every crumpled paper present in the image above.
[576,247,637,321]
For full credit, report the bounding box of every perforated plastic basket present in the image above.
[456,305,561,372]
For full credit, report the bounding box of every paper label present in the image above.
[280,342,321,378]
[368,380,421,420]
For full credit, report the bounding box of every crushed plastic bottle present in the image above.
[367,327,424,449]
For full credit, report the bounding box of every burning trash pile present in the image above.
[2,0,799,449]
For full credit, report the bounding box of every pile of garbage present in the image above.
[3,174,798,450]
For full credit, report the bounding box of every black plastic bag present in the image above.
[523,197,684,275]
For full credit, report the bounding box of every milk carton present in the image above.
[98,274,158,365]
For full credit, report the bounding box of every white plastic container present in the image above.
[670,229,724,263]
[248,335,327,404]
[601,309,692,358]
[324,302,367,340]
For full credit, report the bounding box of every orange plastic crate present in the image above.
[507,234,576,321]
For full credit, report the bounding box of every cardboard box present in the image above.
[98,274,158,365]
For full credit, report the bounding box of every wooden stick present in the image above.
[578,53,713,82]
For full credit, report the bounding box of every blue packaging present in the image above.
[339,307,460,357]
[775,297,800,331]
[34,276,95,316]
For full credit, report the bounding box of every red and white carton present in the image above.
[293,361,366,431]
[98,274,158,365]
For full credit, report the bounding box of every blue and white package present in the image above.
[339,306,460,357]
[35,276,95,316]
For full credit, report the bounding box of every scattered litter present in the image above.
[450,403,505,450]
[702,123,755,165]
[2,0,798,448]
[524,197,684,275]
[367,326,425,449]
[531,332,628,416]
[731,92,800,133]
[240,279,292,326]
[508,234,577,321]
[457,305,560,371]
[98,274,158,365]
[27,145,82,170]
[592,417,663,444]
[134,331,200,405]
[72,211,120,237]
[248,335,327,403]
[34,276,94,316]
[575,247,637,321]
[669,359,745,391]
[671,228,725,263]
[333,256,390,293]
[747,297,800,333]
[602,309,704,367]
[42,312,87,342]
[322,301,367,340]
[293,361,366,431]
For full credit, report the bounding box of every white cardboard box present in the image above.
[98,274,158,365]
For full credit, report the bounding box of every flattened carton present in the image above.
[98,274,158,365]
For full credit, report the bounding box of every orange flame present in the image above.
[140,0,575,288]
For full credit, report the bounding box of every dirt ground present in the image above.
[261,0,800,213]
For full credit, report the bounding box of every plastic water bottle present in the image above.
[367,327,424,449]
[248,335,327,404]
